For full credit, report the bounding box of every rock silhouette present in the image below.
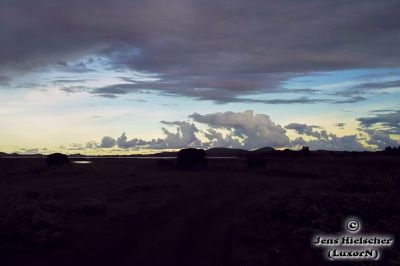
[301,146,310,155]
[46,153,71,167]
[384,146,400,154]
[176,148,207,171]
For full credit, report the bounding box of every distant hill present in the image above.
[252,147,276,153]
[0,147,389,158]
[0,152,43,158]
[206,147,248,157]
[143,151,178,157]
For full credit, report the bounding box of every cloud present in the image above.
[353,79,400,90]
[116,133,156,149]
[59,143,86,151]
[202,128,242,148]
[291,134,365,151]
[286,122,365,151]
[91,82,332,103]
[355,110,400,149]
[331,96,367,104]
[369,109,397,113]
[159,121,201,149]
[19,148,40,154]
[83,109,399,152]
[100,136,116,148]
[362,129,399,150]
[92,83,142,96]
[357,110,400,134]
[285,123,322,138]
[2,0,400,103]
[0,75,10,86]
[92,110,292,150]
[106,122,201,150]
[335,123,346,129]
[329,79,400,104]
[190,110,290,149]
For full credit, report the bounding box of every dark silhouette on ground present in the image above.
[1,146,399,159]
[46,153,71,167]
[253,146,276,153]
[176,148,207,171]
[0,153,399,266]
[205,147,248,157]
[384,146,400,154]
[300,146,310,154]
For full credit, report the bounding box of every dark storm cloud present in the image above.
[91,82,331,104]
[2,0,400,102]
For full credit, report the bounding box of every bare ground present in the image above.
[0,156,399,266]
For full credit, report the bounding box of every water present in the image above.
[72,160,93,164]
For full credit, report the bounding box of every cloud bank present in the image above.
[82,110,400,152]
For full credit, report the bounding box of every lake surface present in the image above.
[72,160,93,164]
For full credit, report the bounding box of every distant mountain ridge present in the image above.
[205,147,248,157]
[0,147,275,158]
[253,147,276,153]
[0,146,393,158]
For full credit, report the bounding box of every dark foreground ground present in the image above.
[0,156,399,266]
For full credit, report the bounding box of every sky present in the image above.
[0,0,400,154]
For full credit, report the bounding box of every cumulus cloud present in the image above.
[203,128,242,148]
[116,133,159,149]
[357,110,400,134]
[291,135,365,151]
[362,129,400,150]
[92,110,292,150]
[100,136,116,148]
[158,121,201,148]
[286,122,365,151]
[84,110,399,152]
[190,110,290,149]
[96,122,201,150]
